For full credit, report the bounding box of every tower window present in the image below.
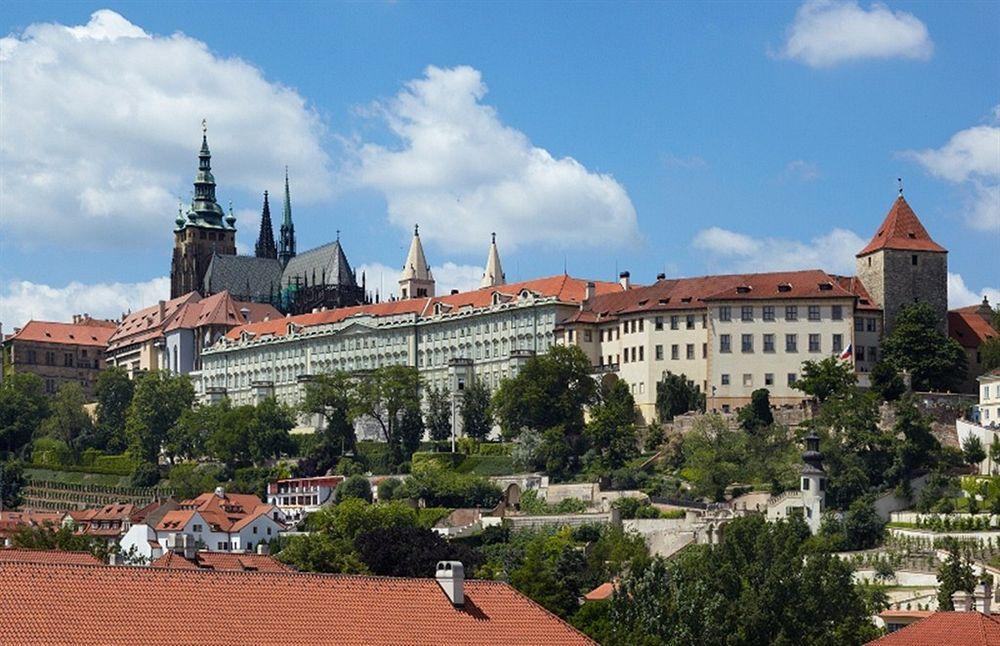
[868,257,871,266]
[911,255,918,265]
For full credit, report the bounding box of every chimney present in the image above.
[450,289,459,295]
[584,281,595,303]
[157,300,166,321]
[952,590,974,612]
[174,533,196,560]
[256,542,270,556]
[4,537,12,548]
[978,296,993,324]
[619,271,631,290]
[975,581,993,615]
[214,486,226,499]
[240,307,250,321]
[656,273,666,281]
[107,552,120,566]
[436,561,465,606]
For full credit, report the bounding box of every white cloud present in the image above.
[900,114,1000,231]
[783,159,821,181]
[0,276,169,330]
[777,0,933,68]
[0,10,331,250]
[692,226,867,275]
[348,65,639,252]
[948,272,1000,310]
[359,261,485,301]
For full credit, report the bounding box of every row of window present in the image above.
[23,350,98,368]
[720,372,798,389]
[719,333,850,355]
[718,304,843,323]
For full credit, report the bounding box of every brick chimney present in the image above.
[157,300,166,321]
[584,282,595,302]
[436,561,465,607]
[977,296,993,325]
[619,271,630,290]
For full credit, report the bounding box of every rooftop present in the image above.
[866,611,1000,645]
[0,548,100,566]
[4,317,117,347]
[857,195,946,256]
[151,550,292,572]
[0,562,595,645]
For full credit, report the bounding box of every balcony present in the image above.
[591,363,620,375]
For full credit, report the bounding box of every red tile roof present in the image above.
[866,611,1000,645]
[949,306,998,350]
[225,275,622,341]
[151,550,293,572]
[0,562,595,645]
[0,510,65,536]
[5,318,117,347]
[176,491,279,532]
[0,548,100,565]
[583,581,615,601]
[857,196,946,256]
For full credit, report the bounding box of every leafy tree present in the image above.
[130,461,161,487]
[355,526,480,577]
[167,462,224,499]
[794,357,856,403]
[991,437,1000,476]
[401,462,501,508]
[963,435,987,467]
[94,366,133,452]
[231,465,287,499]
[655,372,705,421]
[936,543,975,610]
[609,516,882,646]
[125,372,194,463]
[165,403,220,462]
[353,365,422,466]
[461,378,493,441]
[841,495,885,550]
[571,599,614,645]
[248,397,295,465]
[301,372,358,455]
[205,402,256,472]
[37,383,93,455]
[680,415,744,501]
[881,302,967,391]
[737,388,774,432]
[492,345,596,437]
[399,405,424,460]
[537,425,577,481]
[335,474,373,503]
[870,360,906,402]
[891,396,941,482]
[511,527,588,617]
[277,531,367,574]
[377,476,404,501]
[585,377,639,472]
[11,522,108,560]
[425,385,453,442]
[0,458,26,509]
[0,373,49,457]
[981,337,1000,372]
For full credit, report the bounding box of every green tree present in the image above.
[680,415,744,501]
[125,372,194,463]
[737,388,774,432]
[425,385,453,442]
[794,357,856,403]
[0,373,49,457]
[936,543,975,610]
[460,378,493,441]
[301,372,358,454]
[39,382,94,454]
[335,474,374,503]
[204,402,256,472]
[510,527,587,618]
[167,462,224,499]
[870,360,907,402]
[0,458,27,509]
[981,337,1000,372]
[492,345,596,437]
[130,461,161,487]
[399,405,424,460]
[353,365,422,466]
[891,396,940,482]
[991,437,1000,476]
[962,435,987,467]
[842,495,885,550]
[584,377,639,472]
[94,366,134,452]
[881,302,967,391]
[248,397,295,465]
[609,516,882,646]
[165,404,215,462]
[655,372,705,421]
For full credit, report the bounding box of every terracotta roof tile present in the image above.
[0,548,100,565]
[857,196,946,256]
[949,309,998,350]
[0,562,595,645]
[5,318,117,347]
[151,550,293,572]
[866,611,1000,645]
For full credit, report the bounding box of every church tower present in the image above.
[399,225,434,299]
[255,191,277,259]
[170,121,237,298]
[856,192,948,335]
[800,431,826,535]
[479,232,506,289]
[278,167,296,268]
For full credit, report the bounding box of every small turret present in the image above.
[480,232,506,289]
[800,431,826,534]
[399,224,435,299]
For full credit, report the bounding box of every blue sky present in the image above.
[1,1,997,326]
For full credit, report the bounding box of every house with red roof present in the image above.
[868,583,1000,645]
[151,548,292,572]
[950,297,998,393]
[119,487,284,562]
[2,314,118,399]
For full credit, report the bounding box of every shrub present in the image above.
[92,453,138,474]
[335,474,373,503]
[401,465,502,508]
[31,437,72,468]
[334,457,366,476]
[411,452,462,470]
[131,462,161,487]
[613,497,662,519]
[377,477,404,502]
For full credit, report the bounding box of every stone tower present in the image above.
[255,191,277,259]
[278,167,296,268]
[170,122,237,298]
[399,224,435,299]
[856,194,948,335]
[800,431,826,535]
[479,233,506,289]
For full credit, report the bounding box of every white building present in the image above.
[979,370,1000,428]
[764,431,826,534]
[266,475,344,524]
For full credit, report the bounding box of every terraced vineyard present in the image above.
[23,474,175,511]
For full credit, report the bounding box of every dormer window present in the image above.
[778,283,792,292]
[658,299,669,305]
[492,292,502,306]
[818,282,833,291]
[736,286,752,294]
[638,299,649,306]
[681,297,692,303]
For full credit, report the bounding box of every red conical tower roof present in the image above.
[857,195,946,256]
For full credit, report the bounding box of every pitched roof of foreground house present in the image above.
[865,611,1000,645]
[4,316,117,347]
[151,550,293,572]
[0,562,595,645]
[0,548,100,566]
[224,275,622,341]
[857,195,946,256]
[174,490,280,532]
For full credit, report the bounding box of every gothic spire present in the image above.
[480,232,506,288]
[255,191,277,259]
[186,119,227,228]
[279,166,296,267]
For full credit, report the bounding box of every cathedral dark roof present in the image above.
[281,241,358,289]
[204,254,283,301]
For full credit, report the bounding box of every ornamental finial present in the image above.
[202,118,207,134]
[414,223,419,236]
[898,177,903,195]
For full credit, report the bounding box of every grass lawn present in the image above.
[25,468,132,488]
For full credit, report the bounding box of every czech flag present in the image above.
[838,344,853,361]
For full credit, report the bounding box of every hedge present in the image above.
[454,455,516,476]
[411,452,463,470]
[27,457,136,477]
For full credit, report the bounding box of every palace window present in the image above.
[654,316,664,331]
[787,373,797,387]
[721,374,730,386]
[741,306,753,322]
[786,306,798,321]
[832,334,843,353]
[670,315,679,330]
[808,305,821,321]
[655,345,663,360]
[765,373,774,386]
[719,306,731,322]
[809,334,821,352]
[786,334,798,352]
[686,315,695,329]
[832,305,843,321]
[671,344,679,360]
[763,306,775,321]
[741,334,753,353]
[686,344,694,360]
[763,334,775,353]
[720,335,731,353]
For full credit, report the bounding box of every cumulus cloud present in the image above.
[692,227,867,275]
[777,0,933,68]
[0,277,170,330]
[349,65,639,252]
[948,272,1000,310]
[358,261,484,301]
[900,113,1000,231]
[0,10,331,250]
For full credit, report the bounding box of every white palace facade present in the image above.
[193,195,948,428]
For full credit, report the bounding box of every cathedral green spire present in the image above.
[279,166,296,267]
